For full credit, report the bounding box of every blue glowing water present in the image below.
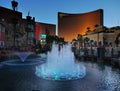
[2,58,45,66]
[1,52,46,66]
[14,52,35,62]
[35,43,86,80]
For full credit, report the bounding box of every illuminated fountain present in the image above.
[35,43,86,80]
[2,52,45,66]
[13,52,35,62]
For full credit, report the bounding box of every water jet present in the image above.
[35,43,86,80]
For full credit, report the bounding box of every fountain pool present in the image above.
[1,52,46,66]
[0,61,120,91]
[0,43,120,91]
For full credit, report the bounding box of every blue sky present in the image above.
[0,0,120,27]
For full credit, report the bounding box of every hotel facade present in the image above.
[58,9,103,42]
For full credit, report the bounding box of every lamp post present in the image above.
[77,34,83,51]
[11,0,18,11]
[11,0,18,48]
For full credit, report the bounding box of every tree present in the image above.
[77,34,83,48]
[46,35,64,44]
[90,40,94,47]
[94,24,99,28]
[115,33,120,47]
[84,37,90,47]
[87,27,90,30]
[72,39,77,42]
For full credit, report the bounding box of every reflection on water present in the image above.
[99,66,120,90]
[0,60,120,91]
[81,61,120,91]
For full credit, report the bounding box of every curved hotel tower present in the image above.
[58,9,103,42]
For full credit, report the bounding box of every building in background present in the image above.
[35,22,56,44]
[1,3,120,48]
[0,5,56,48]
[0,6,23,47]
[83,26,120,47]
[58,9,103,42]
[22,14,36,46]
[0,22,5,48]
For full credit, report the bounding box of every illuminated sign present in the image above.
[35,23,39,40]
[41,34,46,38]
[41,34,46,43]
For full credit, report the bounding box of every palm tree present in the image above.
[77,34,83,49]
[94,24,99,28]
[115,33,120,47]
[85,27,92,35]
[90,40,94,47]
[87,27,90,30]
[84,37,90,47]
[94,24,100,45]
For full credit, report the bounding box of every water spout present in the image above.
[35,43,86,81]
[14,52,35,62]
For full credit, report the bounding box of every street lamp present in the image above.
[11,0,18,48]
[11,0,18,11]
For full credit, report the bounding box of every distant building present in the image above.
[0,6,56,48]
[35,22,56,44]
[0,6,23,47]
[22,15,36,46]
[58,9,103,42]
[0,6,22,24]
[0,22,5,48]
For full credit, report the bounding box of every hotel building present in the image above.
[58,9,103,42]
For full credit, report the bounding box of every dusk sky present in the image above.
[0,0,120,28]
